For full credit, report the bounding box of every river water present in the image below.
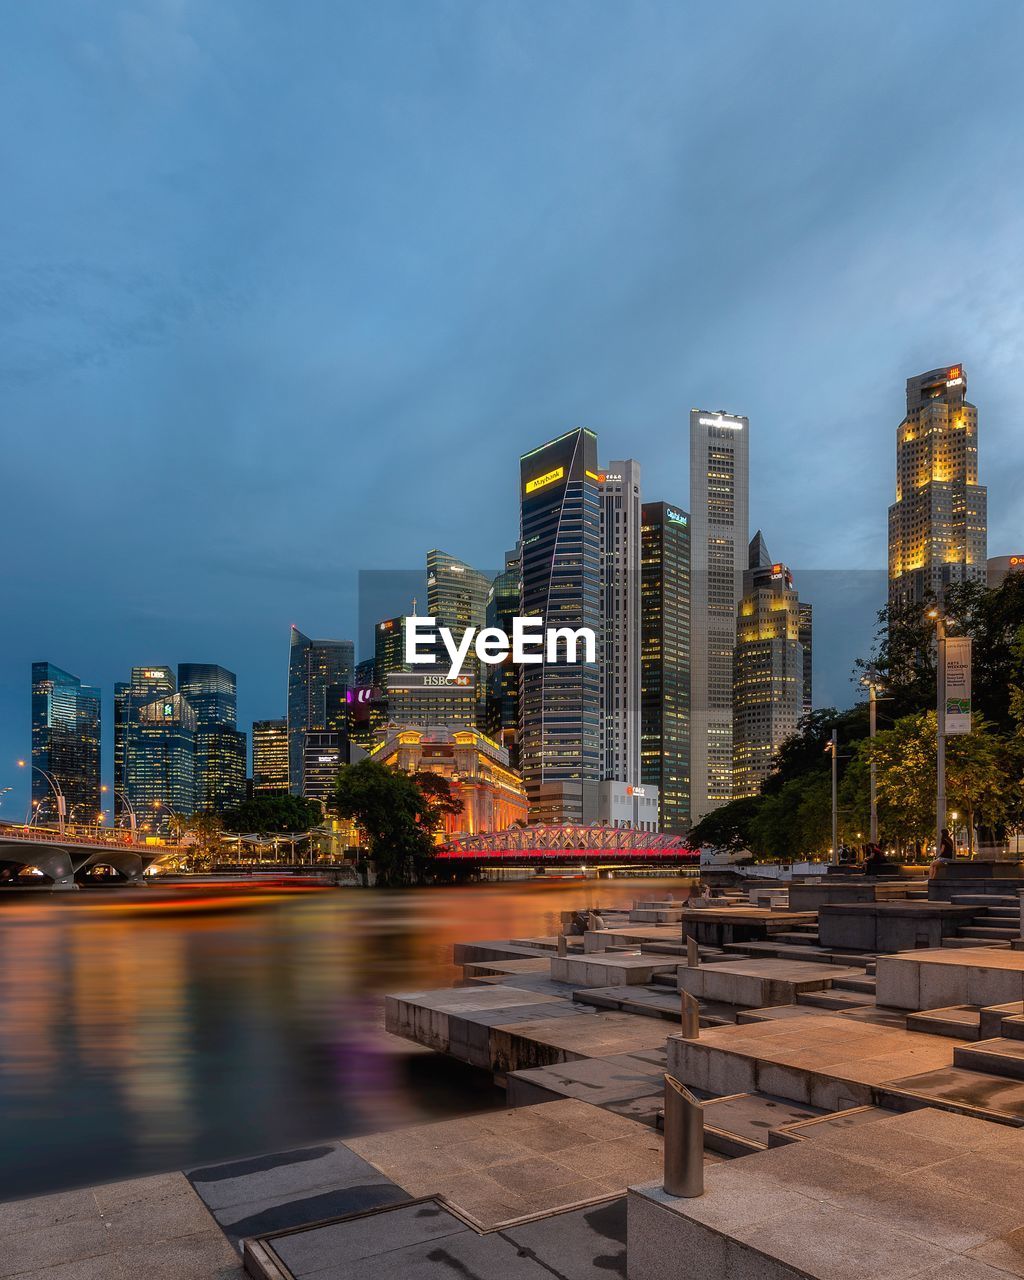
[0,876,693,1199]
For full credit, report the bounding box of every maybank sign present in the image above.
[405,616,596,680]
[524,466,564,494]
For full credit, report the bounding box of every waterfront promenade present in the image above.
[2,872,1024,1278]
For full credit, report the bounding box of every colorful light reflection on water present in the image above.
[0,876,693,1198]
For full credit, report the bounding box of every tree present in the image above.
[223,794,323,835]
[412,772,463,835]
[335,759,441,887]
[688,796,761,853]
[182,812,225,870]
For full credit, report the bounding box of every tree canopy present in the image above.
[222,793,324,835]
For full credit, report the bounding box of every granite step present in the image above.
[957,925,1022,940]
[906,1004,981,1040]
[769,932,821,946]
[978,1001,1024,1038]
[953,1036,1024,1080]
[795,989,876,1011]
[942,936,1011,948]
[833,975,877,994]
[949,894,1020,908]
[1002,1014,1024,1041]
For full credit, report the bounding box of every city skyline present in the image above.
[6,4,1024,814]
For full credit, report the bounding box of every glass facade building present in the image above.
[178,664,245,813]
[125,693,197,833]
[519,428,603,824]
[252,718,289,792]
[287,628,354,795]
[640,503,691,834]
[30,662,101,825]
[177,664,237,726]
[485,544,522,764]
[114,666,175,822]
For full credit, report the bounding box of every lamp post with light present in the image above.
[17,761,66,836]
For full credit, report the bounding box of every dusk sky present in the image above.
[4,1,1024,813]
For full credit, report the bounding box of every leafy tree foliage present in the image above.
[223,793,324,835]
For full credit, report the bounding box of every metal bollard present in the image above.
[663,1074,704,1197]
[686,934,699,968]
[556,933,568,956]
[679,991,700,1039]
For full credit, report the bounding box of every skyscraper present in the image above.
[689,408,749,825]
[485,544,522,763]
[427,549,492,725]
[888,364,987,608]
[114,666,175,821]
[178,664,245,813]
[599,460,642,792]
[374,616,409,688]
[126,693,197,831]
[732,536,812,799]
[253,718,289,792]
[30,662,101,825]
[640,502,691,834]
[519,428,602,824]
[287,628,354,794]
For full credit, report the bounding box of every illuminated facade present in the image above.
[732,536,812,799]
[426,549,491,721]
[987,555,1024,588]
[252,718,289,792]
[385,672,477,728]
[125,693,197,832]
[640,502,691,834]
[114,666,175,821]
[689,409,749,824]
[484,544,522,764]
[519,428,603,825]
[369,726,528,836]
[600,460,643,794]
[179,664,245,813]
[287,628,354,795]
[888,365,987,608]
[31,662,101,825]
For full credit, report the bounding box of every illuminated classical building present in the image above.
[368,726,528,836]
[888,364,987,608]
[732,535,812,799]
[689,408,749,824]
[640,501,691,834]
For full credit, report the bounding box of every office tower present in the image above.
[485,545,522,762]
[114,666,175,820]
[888,364,987,608]
[374,616,409,687]
[355,657,376,687]
[177,663,236,726]
[125,693,197,831]
[178,664,246,812]
[519,428,602,824]
[640,502,691,834]
[252,718,289,792]
[987,555,1024,588]
[427,550,490,648]
[30,662,101,825]
[301,731,341,813]
[689,408,750,825]
[384,672,477,728]
[798,602,813,714]
[732,537,812,799]
[287,628,354,795]
[599,460,643,793]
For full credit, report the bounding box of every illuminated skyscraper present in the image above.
[485,545,522,763]
[888,364,987,608]
[177,663,236,726]
[519,428,602,824]
[287,629,354,794]
[30,662,101,825]
[178,663,246,812]
[640,502,691,834]
[732,536,812,799]
[126,693,197,832]
[114,666,175,823]
[599,460,643,792]
[689,408,749,825]
[253,719,289,792]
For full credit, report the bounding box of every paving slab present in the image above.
[678,958,864,1008]
[628,1108,1024,1280]
[551,954,680,987]
[876,946,1024,1011]
[503,1196,628,1280]
[507,1051,667,1110]
[489,1009,672,1073]
[348,1099,660,1230]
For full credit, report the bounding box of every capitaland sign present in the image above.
[524,466,565,494]
[697,413,744,430]
[405,616,596,680]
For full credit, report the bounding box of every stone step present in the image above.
[796,990,876,1011]
[770,932,821,946]
[949,894,1020,907]
[953,1036,1024,1081]
[957,925,1021,940]
[978,1001,1024,1039]
[941,936,1011,948]
[865,961,877,975]
[833,975,877,994]
[978,906,1020,918]
[1003,1014,1024,1041]
[906,1005,981,1040]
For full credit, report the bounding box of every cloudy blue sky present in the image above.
[3,1,1024,812]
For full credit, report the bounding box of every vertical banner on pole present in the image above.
[944,637,972,735]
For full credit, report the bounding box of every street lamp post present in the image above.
[927,609,947,858]
[825,730,838,863]
[18,762,66,836]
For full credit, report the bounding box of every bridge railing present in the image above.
[0,823,183,854]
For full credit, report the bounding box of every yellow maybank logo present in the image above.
[525,466,565,494]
